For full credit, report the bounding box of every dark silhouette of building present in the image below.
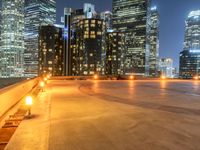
[71,19,106,76]
[38,25,64,76]
[106,32,125,75]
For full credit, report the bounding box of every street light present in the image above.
[25,96,33,116]
[193,76,199,80]
[40,81,45,92]
[44,77,47,82]
[161,75,166,80]
[130,75,134,80]
[94,75,98,80]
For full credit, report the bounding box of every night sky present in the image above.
[56,0,200,68]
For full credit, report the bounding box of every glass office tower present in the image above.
[0,0,25,77]
[148,6,159,77]
[179,10,200,78]
[112,0,151,75]
[24,0,56,77]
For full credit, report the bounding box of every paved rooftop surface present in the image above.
[5,80,200,150]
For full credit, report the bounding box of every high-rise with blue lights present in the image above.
[147,6,159,77]
[24,0,56,77]
[0,0,25,77]
[179,10,200,78]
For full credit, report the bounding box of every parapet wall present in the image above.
[0,78,39,118]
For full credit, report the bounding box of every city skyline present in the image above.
[57,0,200,68]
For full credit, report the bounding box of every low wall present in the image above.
[0,78,39,118]
[0,78,27,89]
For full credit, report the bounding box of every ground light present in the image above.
[40,81,45,92]
[44,77,48,81]
[193,76,199,80]
[25,96,33,116]
[94,75,98,80]
[161,75,166,80]
[130,75,134,80]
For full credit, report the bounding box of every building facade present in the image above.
[179,10,200,78]
[159,58,174,78]
[63,4,102,76]
[180,50,200,78]
[112,0,151,75]
[0,0,25,77]
[105,32,125,75]
[71,19,106,76]
[148,6,159,77]
[24,0,56,77]
[38,25,64,76]
[100,11,112,31]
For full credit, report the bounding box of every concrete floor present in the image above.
[6,80,200,150]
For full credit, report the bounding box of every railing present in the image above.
[0,78,39,118]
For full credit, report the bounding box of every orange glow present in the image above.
[130,75,134,80]
[94,75,98,80]
[25,96,33,106]
[161,75,166,80]
[40,81,45,87]
[44,77,47,81]
[193,76,199,80]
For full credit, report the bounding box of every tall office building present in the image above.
[100,11,113,31]
[0,0,25,77]
[63,3,98,76]
[106,32,125,75]
[84,3,96,19]
[71,19,106,76]
[179,10,200,78]
[147,6,159,77]
[159,58,174,78]
[24,0,56,77]
[38,25,64,76]
[112,0,151,75]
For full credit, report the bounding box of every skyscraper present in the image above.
[112,0,151,75]
[159,58,174,78]
[38,25,64,76]
[100,11,113,31]
[147,6,159,77]
[71,19,106,76]
[105,31,125,75]
[179,10,200,78]
[24,0,56,77]
[0,0,25,77]
[63,4,99,76]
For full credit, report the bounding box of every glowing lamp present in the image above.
[40,81,45,87]
[25,96,33,106]
[94,75,98,80]
[161,76,166,80]
[130,75,134,80]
